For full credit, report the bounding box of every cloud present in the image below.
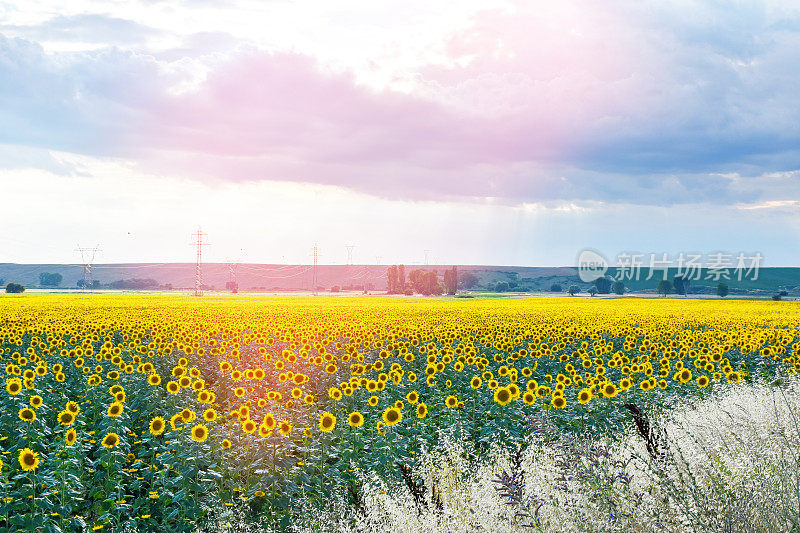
[1,0,800,207]
[0,14,162,45]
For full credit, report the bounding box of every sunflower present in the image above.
[66,401,81,415]
[368,395,379,407]
[166,381,180,394]
[234,387,246,398]
[577,388,592,404]
[493,386,512,406]
[445,395,458,408]
[318,412,336,432]
[190,424,209,443]
[221,439,232,450]
[551,396,567,409]
[347,411,365,428]
[470,376,482,389]
[278,420,292,437]
[149,417,166,436]
[18,407,36,423]
[203,408,217,422]
[697,375,710,388]
[18,448,39,471]
[101,432,120,449]
[29,395,43,408]
[147,374,161,386]
[416,403,428,419]
[170,413,184,431]
[65,428,77,446]
[242,419,257,434]
[405,391,419,404]
[602,382,618,398]
[522,391,536,405]
[58,410,75,426]
[6,378,22,395]
[107,402,124,418]
[382,406,402,426]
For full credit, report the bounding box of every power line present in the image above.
[312,243,319,295]
[74,244,101,289]
[189,228,210,296]
[345,244,355,265]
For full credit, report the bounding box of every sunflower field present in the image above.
[0,294,797,530]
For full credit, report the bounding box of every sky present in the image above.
[1,0,799,266]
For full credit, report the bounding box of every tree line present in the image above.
[386,265,459,296]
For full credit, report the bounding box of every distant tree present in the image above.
[613,280,625,295]
[656,280,672,297]
[330,285,340,293]
[39,272,63,287]
[673,275,690,296]
[77,279,100,289]
[568,285,580,296]
[494,281,510,293]
[588,286,598,297]
[0,278,4,286]
[593,276,612,294]
[458,271,478,290]
[716,282,729,298]
[779,290,788,297]
[386,265,398,293]
[109,279,158,290]
[225,281,239,293]
[772,294,783,301]
[409,269,443,295]
[5,283,25,294]
[443,266,458,295]
[550,283,562,292]
[398,265,406,293]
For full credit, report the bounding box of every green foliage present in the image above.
[5,282,25,293]
[408,270,443,296]
[550,283,562,292]
[656,280,673,297]
[568,285,580,296]
[38,272,62,287]
[717,282,729,298]
[443,267,458,295]
[494,281,510,293]
[593,277,612,294]
[613,281,625,295]
[673,275,690,295]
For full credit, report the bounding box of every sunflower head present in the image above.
[65,428,77,446]
[101,432,120,449]
[149,417,166,436]
[190,424,209,443]
[18,448,39,471]
[319,412,336,432]
[18,407,36,423]
[347,411,365,428]
[58,410,75,426]
[382,407,402,426]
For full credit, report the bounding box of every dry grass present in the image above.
[294,374,800,533]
